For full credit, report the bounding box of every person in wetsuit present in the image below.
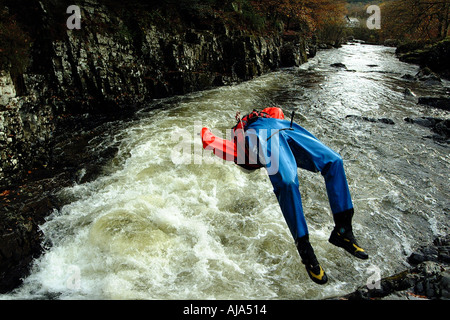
[201,107,368,285]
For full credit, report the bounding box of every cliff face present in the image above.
[0,0,310,292]
[0,0,308,190]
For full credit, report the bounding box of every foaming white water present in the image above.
[5,73,315,300]
[3,44,449,300]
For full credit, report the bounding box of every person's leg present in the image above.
[286,125,368,259]
[266,132,308,240]
[285,125,353,215]
[329,209,368,259]
[263,132,327,284]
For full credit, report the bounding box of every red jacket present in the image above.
[201,107,285,169]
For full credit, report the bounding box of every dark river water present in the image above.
[2,43,449,299]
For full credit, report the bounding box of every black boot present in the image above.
[296,235,328,285]
[329,209,369,260]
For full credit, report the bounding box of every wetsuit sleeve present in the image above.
[200,127,236,162]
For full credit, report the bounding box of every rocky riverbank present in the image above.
[396,38,450,80]
[337,235,450,300]
[0,109,131,292]
[0,0,311,293]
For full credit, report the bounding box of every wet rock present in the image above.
[404,117,450,142]
[434,119,450,140]
[404,117,441,128]
[401,73,416,81]
[336,235,450,300]
[378,118,396,125]
[403,88,417,98]
[409,261,448,299]
[416,67,442,85]
[281,43,301,67]
[346,115,395,125]
[318,43,332,50]
[0,111,123,293]
[330,63,347,69]
[0,72,16,106]
[0,184,60,293]
[400,68,442,85]
[0,98,56,190]
[306,40,317,59]
[408,236,450,266]
[418,97,450,111]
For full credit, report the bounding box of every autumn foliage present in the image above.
[381,0,450,40]
[250,0,347,34]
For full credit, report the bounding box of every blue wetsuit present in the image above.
[244,117,353,240]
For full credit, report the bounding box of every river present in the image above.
[2,43,449,299]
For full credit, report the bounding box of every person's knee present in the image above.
[270,166,298,187]
[275,174,299,191]
[322,154,344,177]
[333,154,344,168]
